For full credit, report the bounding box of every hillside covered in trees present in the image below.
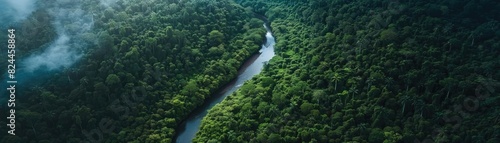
[1,0,266,142]
[1,0,499,142]
[195,0,500,142]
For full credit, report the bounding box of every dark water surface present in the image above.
[174,23,275,143]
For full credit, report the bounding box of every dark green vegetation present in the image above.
[196,0,500,142]
[1,0,265,142]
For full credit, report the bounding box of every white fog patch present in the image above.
[0,0,37,27]
[5,0,36,21]
[23,35,83,72]
[100,0,118,7]
[21,0,95,73]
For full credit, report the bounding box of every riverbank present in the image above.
[174,21,275,143]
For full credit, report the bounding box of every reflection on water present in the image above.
[175,24,275,143]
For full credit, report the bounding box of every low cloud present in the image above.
[23,34,83,72]
[22,0,94,73]
[0,0,37,27]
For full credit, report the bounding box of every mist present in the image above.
[0,0,96,104]
[0,0,95,96]
[0,0,37,27]
[21,1,94,73]
[100,0,118,7]
[23,35,83,72]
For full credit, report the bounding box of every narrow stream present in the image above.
[174,22,275,143]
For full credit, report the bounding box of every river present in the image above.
[174,22,275,143]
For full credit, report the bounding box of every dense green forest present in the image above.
[1,0,265,142]
[1,0,499,142]
[195,0,500,142]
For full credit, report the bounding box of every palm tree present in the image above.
[332,73,341,91]
[358,123,368,136]
[332,100,342,111]
[385,77,395,88]
[349,86,359,104]
[413,99,425,117]
[439,77,457,101]
[340,90,349,105]
[399,95,411,114]
[366,77,376,92]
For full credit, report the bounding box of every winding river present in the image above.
[174,22,275,143]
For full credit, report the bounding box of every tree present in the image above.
[340,90,349,104]
[366,77,376,92]
[439,77,458,100]
[19,110,42,136]
[413,99,425,117]
[268,133,281,142]
[98,31,114,49]
[380,28,398,42]
[145,37,157,50]
[74,115,82,130]
[18,0,500,142]
[399,95,410,114]
[312,90,326,104]
[209,30,224,46]
[40,91,56,111]
[125,46,140,60]
[257,102,270,115]
[94,82,110,101]
[182,80,199,98]
[332,72,341,91]
[383,131,402,143]
[106,74,121,86]
[272,93,286,107]
[369,128,385,143]
[300,102,314,114]
[349,86,359,102]
[206,46,219,56]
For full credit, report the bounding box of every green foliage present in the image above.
[369,128,385,143]
[10,0,267,142]
[209,30,225,46]
[8,0,499,142]
[105,74,121,86]
[383,131,403,143]
[380,28,398,42]
[300,102,314,114]
[195,0,500,142]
